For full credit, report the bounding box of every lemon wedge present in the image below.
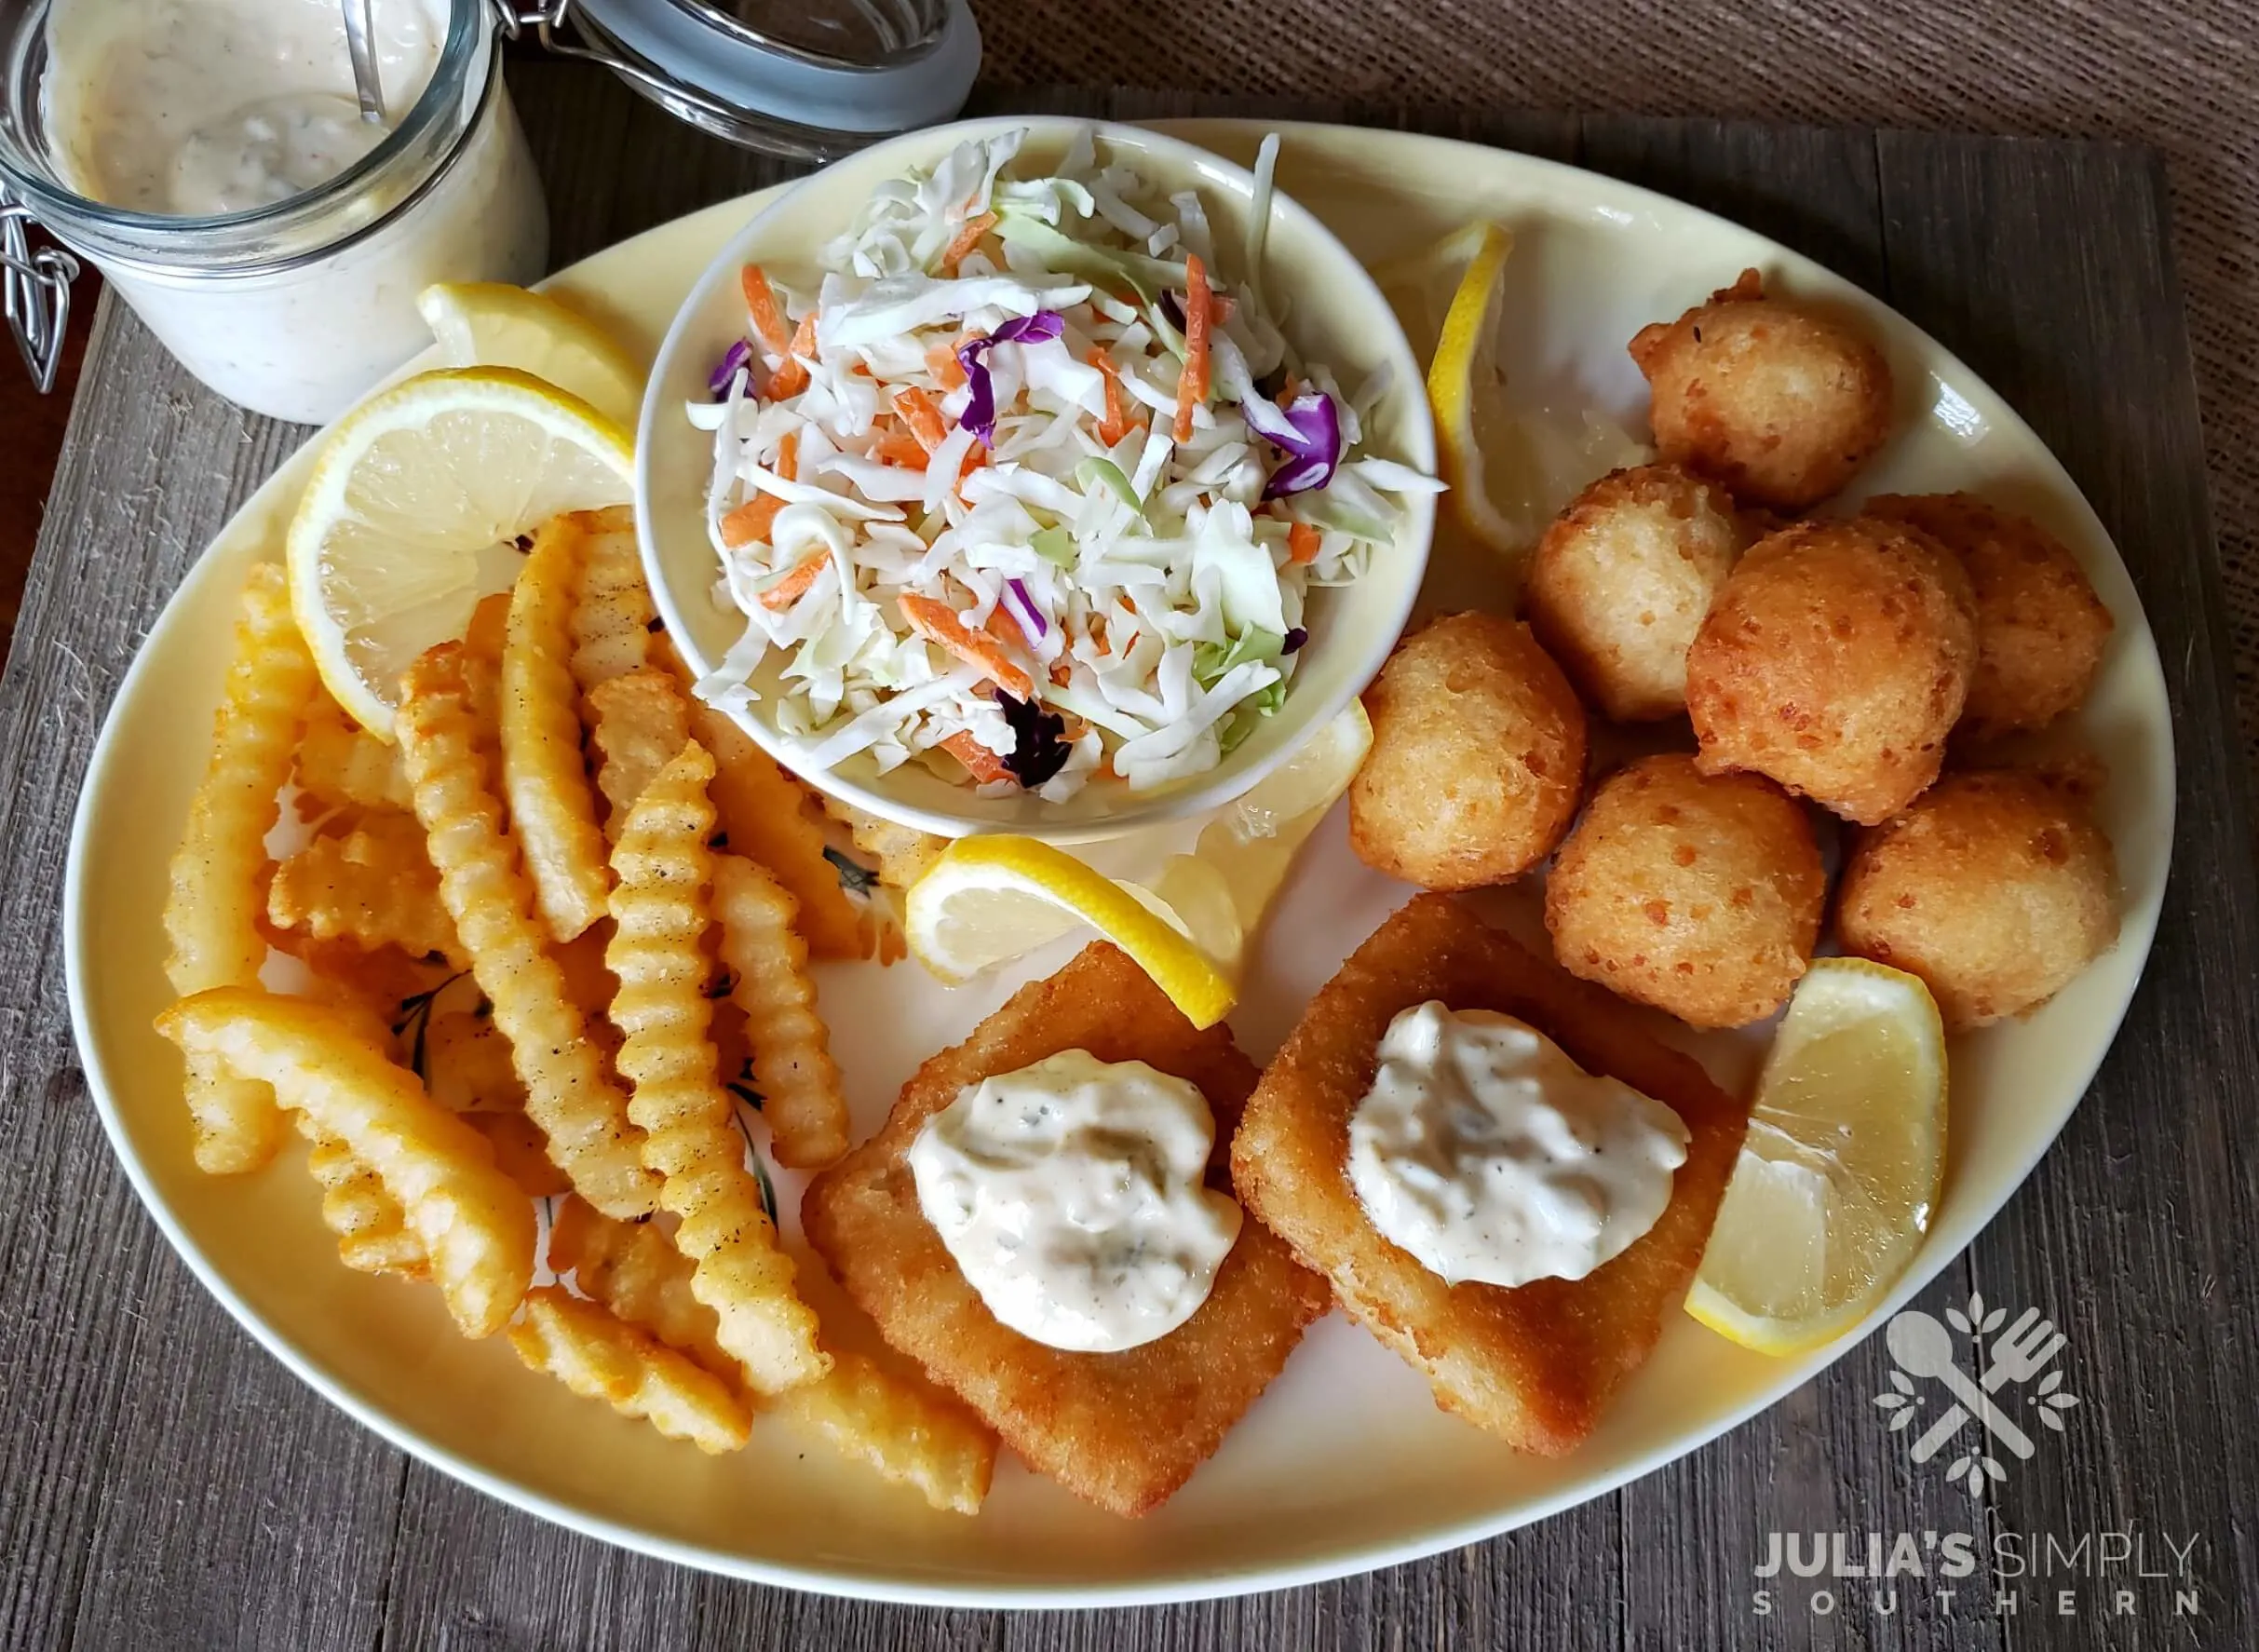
[288,366,634,734]
[1685,959,1948,1357]
[905,835,1237,1029]
[417,281,644,430]
[1423,223,1524,562]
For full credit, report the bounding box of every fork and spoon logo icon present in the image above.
[1873,1293,2079,1493]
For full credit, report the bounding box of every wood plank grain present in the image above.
[1873,130,2259,1650]
[0,306,403,1652]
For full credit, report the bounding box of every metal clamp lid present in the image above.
[3,194,79,394]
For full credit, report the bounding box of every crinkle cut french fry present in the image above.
[605,743,827,1393]
[300,1117,429,1279]
[502,516,613,941]
[712,853,850,1169]
[423,1008,526,1113]
[463,1110,573,1198]
[398,642,657,1220]
[267,810,467,968]
[157,987,533,1337]
[163,562,316,1173]
[683,685,869,961]
[548,1196,738,1386]
[822,797,945,891]
[553,1199,994,1512]
[295,692,413,814]
[508,1287,751,1454]
[568,507,653,694]
[587,667,689,840]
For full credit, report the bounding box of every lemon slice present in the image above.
[418,281,644,430]
[288,366,634,734]
[905,835,1237,1029]
[1686,959,1948,1356]
[1147,701,1373,979]
[1424,223,1525,562]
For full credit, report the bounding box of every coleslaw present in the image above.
[689,127,1441,801]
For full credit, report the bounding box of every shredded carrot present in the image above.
[776,430,799,482]
[926,340,967,389]
[957,444,988,493]
[1211,294,1235,325]
[1289,521,1322,564]
[1119,594,1139,616]
[898,593,1035,700]
[766,311,818,399]
[940,211,997,272]
[940,730,1012,785]
[1278,372,1299,402]
[1173,252,1211,443]
[758,551,828,612]
[893,387,949,454]
[719,494,784,550]
[1087,348,1131,445]
[872,426,929,469]
[1049,661,1073,687]
[738,265,792,355]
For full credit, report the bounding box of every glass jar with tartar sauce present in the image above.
[0,0,546,422]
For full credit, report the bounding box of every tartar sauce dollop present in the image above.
[908,1049,1242,1353]
[1347,1002,1689,1288]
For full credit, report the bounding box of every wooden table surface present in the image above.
[4,71,2255,1651]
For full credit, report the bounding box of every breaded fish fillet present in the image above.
[1232,895,1746,1455]
[803,942,1332,1516]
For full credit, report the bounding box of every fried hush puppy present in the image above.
[1835,767,2118,1030]
[1864,492,2114,739]
[1349,612,1588,889]
[1545,755,1824,1029]
[1523,464,1752,721]
[1630,268,1894,512]
[1685,518,1977,825]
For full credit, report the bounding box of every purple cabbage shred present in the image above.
[709,338,752,399]
[1247,390,1344,498]
[1282,626,1308,654]
[956,311,1067,446]
[1004,576,1047,641]
[994,689,1072,788]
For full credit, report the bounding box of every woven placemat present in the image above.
[973,0,2259,765]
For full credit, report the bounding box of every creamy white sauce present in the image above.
[44,0,444,215]
[908,1049,1242,1353]
[1347,1003,1689,1288]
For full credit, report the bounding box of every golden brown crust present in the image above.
[1863,493,2114,739]
[1231,896,1746,1456]
[1629,268,1893,512]
[1523,464,1752,722]
[1834,766,2119,1029]
[1544,754,1825,1028]
[803,943,1332,1517]
[1685,518,1977,824]
[1348,612,1589,889]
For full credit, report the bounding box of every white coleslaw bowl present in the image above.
[636,116,1435,844]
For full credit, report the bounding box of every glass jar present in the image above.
[0,0,548,422]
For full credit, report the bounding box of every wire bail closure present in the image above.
[3,195,81,394]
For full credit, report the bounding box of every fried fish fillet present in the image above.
[803,942,1332,1516]
[1231,895,1746,1456]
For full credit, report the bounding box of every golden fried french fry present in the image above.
[463,1110,574,1198]
[549,1196,738,1384]
[422,1007,525,1112]
[301,1119,429,1278]
[553,1199,994,1511]
[267,811,467,968]
[712,853,849,1169]
[821,797,946,891]
[295,692,413,815]
[685,694,870,962]
[163,562,317,1173]
[567,506,652,694]
[502,517,613,941]
[398,643,657,1220]
[587,666,689,839]
[606,743,827,1393]
[508,1287,751,1454]
[158,987,533,1336]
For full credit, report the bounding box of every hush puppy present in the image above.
[1545,755,1826,1028]
[1686,518,1977,825]
[1523,465,1753,721]
[1630,269,1894,512]
[1835,767,2118,1029]
[1864,492,2114,739]
[1350,612,1588,889]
